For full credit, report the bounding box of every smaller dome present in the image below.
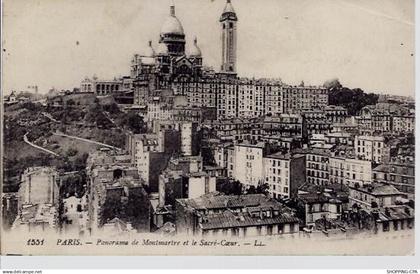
[144,40,155,57]
[189,37,202,57]
[156,42,169,55]
[141,56,156,65]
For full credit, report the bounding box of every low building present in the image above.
[175,193,300,237]
[348,183,403,211]
[4,91,18,104]
[12,203,58,233]
[297,183,349,227]
[80,76,122,95]
[372,205,414,233]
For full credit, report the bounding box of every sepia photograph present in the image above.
[0,0,416,257]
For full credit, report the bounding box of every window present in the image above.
[232,228,239,236]
[256,226,262,235]
[290,223,295,233]
[393,221,399,231]
[267,225,273,235]
[383,221,390,232]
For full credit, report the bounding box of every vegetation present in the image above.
[217,179,242,195]
[324,78,379,115]
[121,112,146,134]
[61,172,86,198]
[100,188,149,230]
[247,182,270,195]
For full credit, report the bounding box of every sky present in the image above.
[2,0,415,96]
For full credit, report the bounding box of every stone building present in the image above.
[263,152,306,199]
[329,147,372,187]
[372,158,415,197]
[348,183,403,211]
[355,135,390,164]
[86,151,150,234]
[233,142,265,189]
[13,167,60,232]
[303,148,330,186]
[18,167,59,208]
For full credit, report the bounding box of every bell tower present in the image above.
[220,0,238,73]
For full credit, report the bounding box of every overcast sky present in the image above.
[2,0,415,96]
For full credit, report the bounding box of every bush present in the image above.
[66,147,78,157]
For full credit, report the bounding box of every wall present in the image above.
[188,176,216,199]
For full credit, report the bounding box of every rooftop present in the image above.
[200,210,299,230]
[265,151,305,160]
[352,183,401,196]
[178,193,283,211]
[375,205,414,222]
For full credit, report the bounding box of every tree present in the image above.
[247,185,257,194]
[217,179,243,195]
[247,181,269,195]
[124,113,146,134]
[100,196,123,225]
[256,182,270,195]
[66,147,78,157]
[323,78,342,90]
[103,102,120,115]
[325,78,379,115]
[73,153,89,171]
[60,173,85,198]
[66,99,75,106]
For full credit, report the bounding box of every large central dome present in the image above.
[161,16,184,35]
[160,4,184,35]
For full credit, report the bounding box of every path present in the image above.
[23,133,60,156]
[41,112,59,123]
[53,132,122,151]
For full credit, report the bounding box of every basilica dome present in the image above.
[160,5,184,35]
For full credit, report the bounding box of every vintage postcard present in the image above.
[1,0,415,256]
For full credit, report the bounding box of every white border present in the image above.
[1,0,419,270]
